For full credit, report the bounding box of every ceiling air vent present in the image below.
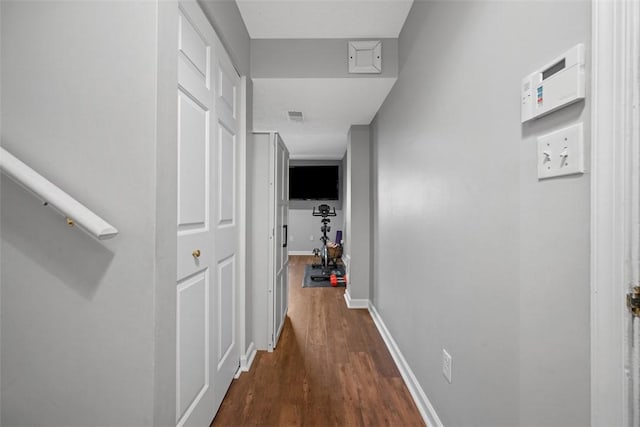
[348,40,382,74]
[288,111,304,122]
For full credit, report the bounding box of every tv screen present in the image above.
[289,165,339,200]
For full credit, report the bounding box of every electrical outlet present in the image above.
[309,235,314,241]
[442,348,452,383]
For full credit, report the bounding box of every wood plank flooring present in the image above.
[211,256,425,427]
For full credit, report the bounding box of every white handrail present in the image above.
[0,146,118,240]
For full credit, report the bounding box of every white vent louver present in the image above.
[348,40,382,74]
[288,111,304,122]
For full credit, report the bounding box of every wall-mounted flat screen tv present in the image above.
[289,165,339,200]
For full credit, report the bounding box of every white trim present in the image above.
[238,341,256,375]
[368,303,443,427]
[267,133,276,352]
[289,250,313,256]
[343,288,368,309]
[591,0,640,426]
[238,75,248,379]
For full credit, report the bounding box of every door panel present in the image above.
[176,6,213,427]
[178,59,210,107]
[217,125,235,225]
[217,256,235,368]
[176,272,208,420]
[178,12,207,76]
[217,65,236,125]
[219,68,235,115]
[176,2,240,425]
[177,93,208,228]
[211,34,241,411]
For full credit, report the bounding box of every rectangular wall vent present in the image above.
[288,111,304,122]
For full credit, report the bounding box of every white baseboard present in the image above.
[343,288,368,309]
[342,253,350,264]
[368,303,443,427]
[289,250,312,256]
[237,341,256,378]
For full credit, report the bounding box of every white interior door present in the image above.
[211,30,242,411]
[271,133,289,349]
[175,2,240,425]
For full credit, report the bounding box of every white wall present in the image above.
[371,1,590,426]
[288,208,344,253]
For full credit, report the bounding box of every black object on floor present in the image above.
[302,264,346,288]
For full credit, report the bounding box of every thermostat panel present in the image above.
[521,44,585,123]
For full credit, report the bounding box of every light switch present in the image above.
[537,123,584,179]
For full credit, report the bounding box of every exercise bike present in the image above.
[310,204,344,282]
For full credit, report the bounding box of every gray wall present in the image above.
[344,125,371,302]
[153,2,179,425]
[1,1,175,425]
[371,1,590,426]
[199,0,250,77]
[1,1,252,425]
[288,208,344,253]
[251,38,398,79]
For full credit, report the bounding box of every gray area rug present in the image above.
[302,264,346,288]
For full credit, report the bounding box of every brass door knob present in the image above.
[192,249,201,258]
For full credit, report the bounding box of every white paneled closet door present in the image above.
[175,2,240,425]
[271,134,289,349]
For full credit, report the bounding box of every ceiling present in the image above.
[236,0,413,39]
[252,78,397,159]
[237,0,413,159]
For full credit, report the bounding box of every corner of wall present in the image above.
[153,1,179,424]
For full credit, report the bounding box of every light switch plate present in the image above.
[537,122,584,179]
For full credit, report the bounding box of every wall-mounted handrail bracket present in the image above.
[0,146,119,240]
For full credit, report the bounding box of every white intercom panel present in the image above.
[521,44,585,123]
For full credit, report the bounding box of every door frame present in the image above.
[238,75,249,372]
[591,0,640,425]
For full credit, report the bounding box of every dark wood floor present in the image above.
[211,255,425,427]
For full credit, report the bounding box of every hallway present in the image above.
[212,256,425,426]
